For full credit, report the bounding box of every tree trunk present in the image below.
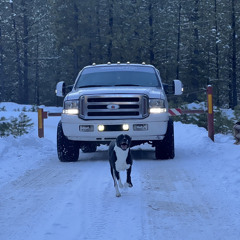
[191,0,200,90]
[35,34,40,105]
[214,0,220,106]
[11,2,23,103]
[231,0,237,108]
[148,1,154,64]
[73,2,80,73]
[176,0,182,79]
[96,0,103,62]
[22,0,29,104]
[0,24,5,101]
[108,0,114,62]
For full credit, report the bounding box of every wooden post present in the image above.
[207,85,214,141]
[38,108,44,138]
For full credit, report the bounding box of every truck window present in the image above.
[75,66,161,88]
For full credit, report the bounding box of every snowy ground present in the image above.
[0,103,240,240]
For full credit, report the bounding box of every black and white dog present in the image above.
[108,134,133,197]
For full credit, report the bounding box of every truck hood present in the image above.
[65,86,165,100]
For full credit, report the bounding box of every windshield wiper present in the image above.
[77,84,141,88]
[114,84,141,87]
[77,85,106,88]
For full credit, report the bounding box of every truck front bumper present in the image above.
[61,114,169,142]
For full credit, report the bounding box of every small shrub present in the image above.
[22,106,27,112]
[0,117,11,137]
[234,106,240,120]
[28,105,38,112]
[214,109,234,134]
[0,106,6,111]
[174,102,237,134]
[0,113,33,137]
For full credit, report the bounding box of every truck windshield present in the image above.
[75,66,161,88]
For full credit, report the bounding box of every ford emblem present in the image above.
[107,104,120,110]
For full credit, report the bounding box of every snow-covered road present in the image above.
[1,104,240,240]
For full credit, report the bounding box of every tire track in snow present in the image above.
[0,159,86,240]
[74,158,146,240]
[2,145,239,240]
[0,150,147,240]
[138,159,240,240]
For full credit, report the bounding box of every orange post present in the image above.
[38,108,44,138]
[207,85,214,141]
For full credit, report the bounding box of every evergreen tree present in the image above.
[0,0,239,108]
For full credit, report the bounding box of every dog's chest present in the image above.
[114,146,130,172]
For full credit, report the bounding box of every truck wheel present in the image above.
[57,121,79,162]
[155,119,175,160]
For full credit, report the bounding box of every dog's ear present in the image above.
[116,134,124,141]
[116,134,124,147]
[126,135,132,144]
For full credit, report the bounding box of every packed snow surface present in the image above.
[0,102,240,240]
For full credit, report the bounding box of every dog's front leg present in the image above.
[117,174,123,189]
[113,170,121,197]
[126,166,133,187]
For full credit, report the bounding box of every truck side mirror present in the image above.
[173,80,183,95]
[56,81,66,97]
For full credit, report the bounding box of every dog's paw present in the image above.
[116,193,121,197]
[124,182,133,188]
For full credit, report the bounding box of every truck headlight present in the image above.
[149,99,166,114]
[63,100,79,115]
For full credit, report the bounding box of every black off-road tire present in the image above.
[57,121,79,162]
[155,119,175,160]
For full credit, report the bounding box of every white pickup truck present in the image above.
[55,63,183,161]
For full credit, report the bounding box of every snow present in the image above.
[0,102,240,240]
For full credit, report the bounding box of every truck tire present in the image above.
[155,119,175,160]
[57,121,79,162]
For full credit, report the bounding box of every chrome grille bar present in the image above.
[79,94,149,120]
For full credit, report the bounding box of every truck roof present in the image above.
[83,63,156,69]
[81,63,158,75]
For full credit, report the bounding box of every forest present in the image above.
[0,0,239,108]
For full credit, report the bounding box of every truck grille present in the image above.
[79,94,149,120]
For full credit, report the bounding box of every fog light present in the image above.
[98,125,105,132]
[79,125,94,132]
[122,124,129,131]
[133,124,148,131]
